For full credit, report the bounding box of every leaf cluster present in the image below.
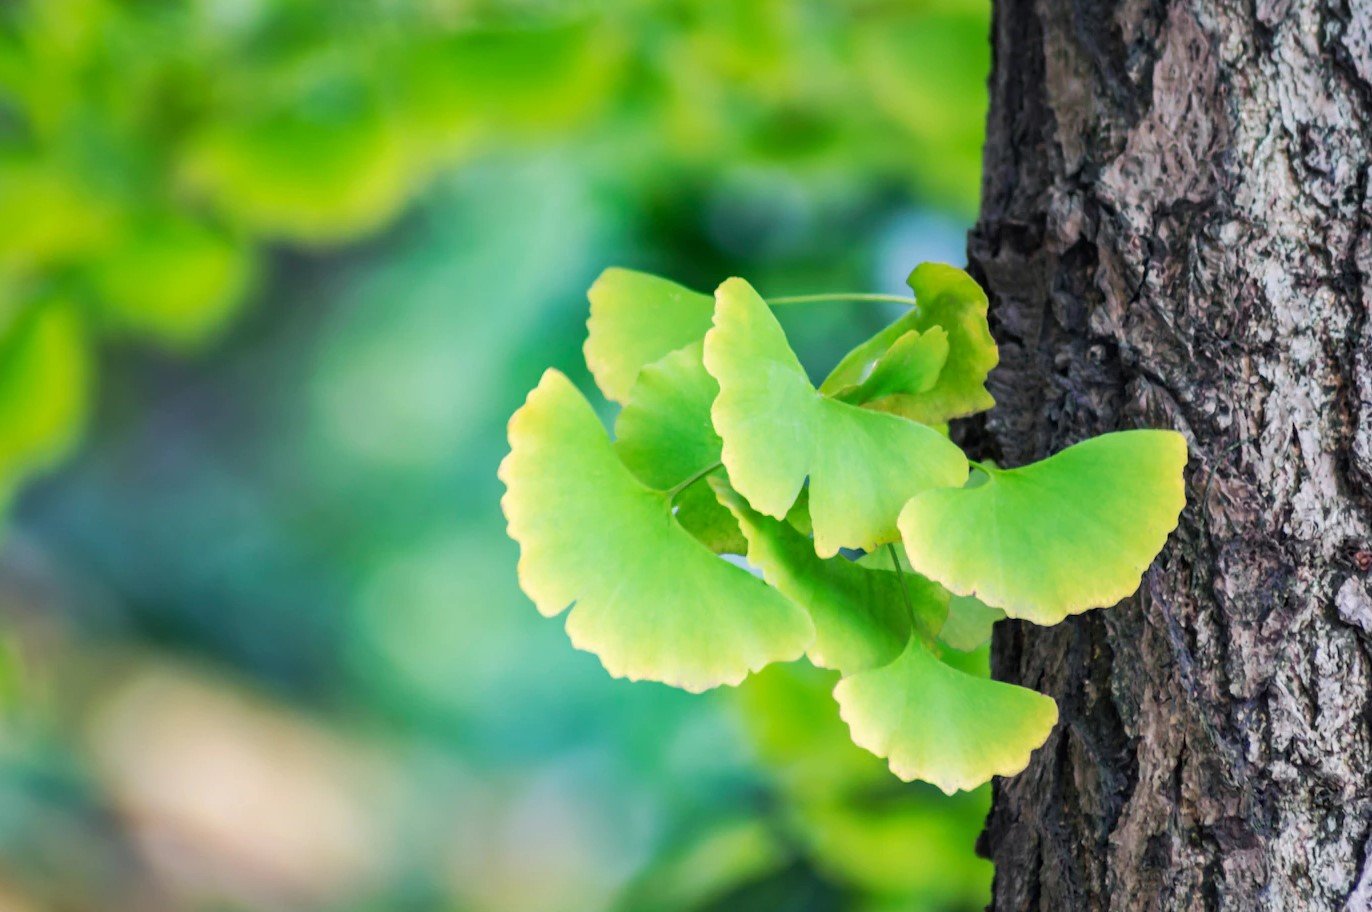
[502,264,1188,792]
[501,265,1186,791]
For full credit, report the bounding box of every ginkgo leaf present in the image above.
[899,430,1188,624]
[818,306,920,396]
[613,342,743,553]
[585,268,715,403]
[831,326,949,405]
[939,596,1004,651]
[704,277,967,557]
[820,264,997,424]
[716,481,944,675]
[500,369,812,692]
[671,482,746,555]
[880,263,997,422]
[614,342,720,488]
[851,546,998,650]
[834,636,1058,794]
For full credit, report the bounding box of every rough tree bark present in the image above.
[967,0,1372,908]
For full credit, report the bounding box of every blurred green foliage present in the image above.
[0,0,989,506]
[0,0,993,909]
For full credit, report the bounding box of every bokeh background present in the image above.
[0,1,994,909]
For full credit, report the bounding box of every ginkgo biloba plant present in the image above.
[499,263,1186,794]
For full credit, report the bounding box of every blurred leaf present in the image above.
[0,155,117,276]
[794,794,992,903]
[185,56,412,242]
[853,2,990,213]
[84,212,256,348]
[0,297,89,499]
[394,19,624,161]
[615,818,789,912]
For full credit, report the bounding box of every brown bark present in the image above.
[968,0,1372,909]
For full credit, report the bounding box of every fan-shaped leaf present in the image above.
[704,277,967,557]
[880,264,996,422]
[585,269,715,403]
[613,341,720,487]
[940,596,1004,651]
[717,482,944,675]
[899,430,1188,624]
[500,369,812,692]
[831,326,948,405]
[819,308,920,396]
[820,264,996,424]
[613,342,742,553]
[834,636,1057,794]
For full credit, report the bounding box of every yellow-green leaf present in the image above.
[900,430,1188,624]
[876,263,997,422]
[831,326,949,405]
[704,277,967,557]
[834,636,1058,794]
[717,481,944,675]
[185,62,411,243]
[584,268,715,404]
[500,369,812,692]
[940,595,1004,651]
[613,342,742,553]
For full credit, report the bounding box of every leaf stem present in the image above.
[967,459,999,475]
[765,293,915,307]
[667,461,723,502]
[886,543,915,619]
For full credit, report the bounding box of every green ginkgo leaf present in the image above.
[834,636,1058,794]
[613,342,743,553]
[899,430,1188,624]
[866,264,996,423]
[819,307,921,396]
[717,481,944,675]
[585,268,715,403]
[704,277,967,557]
[940,595,1004,651]
[852,545,999,650]
[500,369,812,692]
[831,326,949,405]
[614,342,720,489]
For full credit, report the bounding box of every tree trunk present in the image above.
[967,0,1372,908]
